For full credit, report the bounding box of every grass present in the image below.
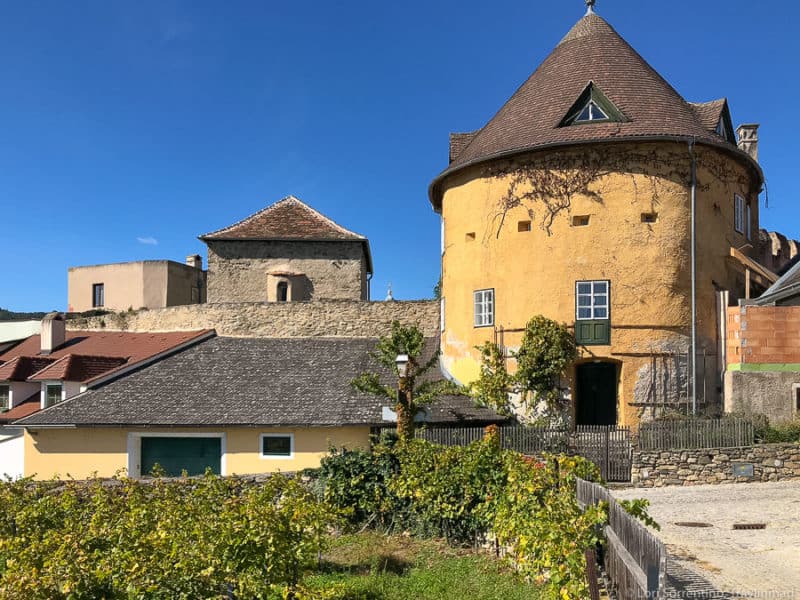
[302,532,544,600]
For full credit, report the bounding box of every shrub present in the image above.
[0,473,335,599]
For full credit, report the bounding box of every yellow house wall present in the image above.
[439,142,759,427]
[24,426,371,480]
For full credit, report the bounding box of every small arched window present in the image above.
[276,281,289,302]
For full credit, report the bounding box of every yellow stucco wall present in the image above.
[439,141,760,427]
[24,426,371,480]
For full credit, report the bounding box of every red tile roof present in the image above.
[0,330,213,369]
[0,356,56,382]
[689,99,727,132]
[28,355,128,383]
[0,393,41,425]
[200,196,367,242]
[430,13,761,209]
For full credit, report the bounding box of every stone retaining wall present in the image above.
[631,443,800,487]
[67,300,440,338]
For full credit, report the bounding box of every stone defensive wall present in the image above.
[631,442,800,487]
[67,300,440,338]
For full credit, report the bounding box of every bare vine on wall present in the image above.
[486,145,756,238]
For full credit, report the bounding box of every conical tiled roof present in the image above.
[199,196,367,242]
[430,13,760,208]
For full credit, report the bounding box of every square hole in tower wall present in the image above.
[572,215,590,227]
[465,232,476,242]
[518,220,531,232]
[641,212,658,224]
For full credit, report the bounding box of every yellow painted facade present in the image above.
[439,142,760,426]
[24,426,371,480]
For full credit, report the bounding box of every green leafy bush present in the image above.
[752,414,800,443]
[318,431,608,599]
[0,473,335,599]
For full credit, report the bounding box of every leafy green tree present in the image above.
[351,321,457,440]
[470,315,577,424]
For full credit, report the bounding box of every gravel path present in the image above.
[614,481,800,598]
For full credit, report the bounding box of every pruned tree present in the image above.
[351,321,458,440]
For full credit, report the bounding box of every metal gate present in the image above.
[574,425,632,482]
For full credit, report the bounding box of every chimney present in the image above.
[186,254,203,270]
[736,124,759,162]
[41,312,66,355]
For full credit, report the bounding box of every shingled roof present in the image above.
[431,12,761,209]
[200,196,367,242]
[16,337,507,428]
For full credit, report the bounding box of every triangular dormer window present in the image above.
[576,101,609,122]
[559,83,626,127]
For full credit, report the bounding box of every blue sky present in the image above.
[0,0,797,311]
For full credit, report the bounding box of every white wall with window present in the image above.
[473,289,494,327]
[41,382,64,409]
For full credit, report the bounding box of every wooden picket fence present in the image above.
[415,425,570,453]
[577,478,667,600]
[637,418,754,450]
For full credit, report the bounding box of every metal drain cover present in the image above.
[732,523,766,530]
[674,522,713,528]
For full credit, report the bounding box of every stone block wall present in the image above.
[67,300,440,338]
[206,240,368,303]
[631,443,800,487]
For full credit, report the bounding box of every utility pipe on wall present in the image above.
[689,139,698,416]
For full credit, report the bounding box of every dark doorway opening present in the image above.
[575,362,618,426]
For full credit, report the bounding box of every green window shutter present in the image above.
[575,319,610,345]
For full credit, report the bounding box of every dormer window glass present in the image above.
[45,383,62,408]
[576,101,609,122]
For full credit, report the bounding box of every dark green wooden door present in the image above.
[141,437,221,477]
[575,363,617,426]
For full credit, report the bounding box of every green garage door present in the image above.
[140,437,221,477]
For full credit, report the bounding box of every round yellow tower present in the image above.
[430,9,764,427]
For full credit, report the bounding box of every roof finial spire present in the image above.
[585,0,596,15]
[385,283,394,302]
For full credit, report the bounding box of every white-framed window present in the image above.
[44,383,63,408]
[0,384,9,411]
[576,281,609,320]
[473,289,494,328]
[260,433,294,459]
[575,101,609,122]
[734,194,745,234]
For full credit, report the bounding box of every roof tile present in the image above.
[200,196,366,242]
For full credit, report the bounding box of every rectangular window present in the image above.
[92,283,105,308]
[734,194,745,234]
[575,280,610,345]
[45,384,62,408]
[260,434,293,458]
[746,202,752,240]
[473,289,494,328]
[576,280,609,320]
[0,385,9,411]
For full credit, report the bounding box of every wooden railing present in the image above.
[637,418,754,450]
[577,478,667,600]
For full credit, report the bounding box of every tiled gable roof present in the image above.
[689,99,727,133]
[199,196,367,242]
[28,355,128,383]
[0,356,56,381]
[17,337,507,428]
[430,13,761,209]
